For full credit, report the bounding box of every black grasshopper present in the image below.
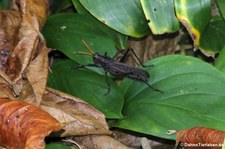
[76,40,163,95]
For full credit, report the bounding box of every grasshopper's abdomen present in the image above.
[127,68,149,82]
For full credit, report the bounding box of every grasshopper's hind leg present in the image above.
[143,81,163,94]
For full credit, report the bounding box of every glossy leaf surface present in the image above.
[79,0,150,37]
[71,0,128,49]
[141,0,180,34]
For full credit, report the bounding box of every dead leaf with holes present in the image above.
[0,98,62,149]
[175,127,225,149]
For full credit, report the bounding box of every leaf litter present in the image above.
[0,0,124,148]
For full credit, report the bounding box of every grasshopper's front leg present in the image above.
[73,64,112,95]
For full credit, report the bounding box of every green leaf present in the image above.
[0,0,9,9]
[217,0,225,20]
[71,0,128,49]
[200,17,225,52]
[48,59,124,119]
[215,46,225,73]
[49,0,73,13]
[140,0,180,34]
[46,143,74,149]
[42,13,116,74]
[175,0,211,46]
[79,0,150,37]
[71,0,89,15]
[112,55,225,140]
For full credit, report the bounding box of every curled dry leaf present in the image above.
[0,98,62,149]
[25,35,49,105]
[6,0,47,81]
[41,88,111,137]
[176,127,225,149]
[0,0,48,104]
[0,10,21,71]
[10,0,48,29]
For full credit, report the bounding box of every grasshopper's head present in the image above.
[78,40,112,67]
[92,53,109,67]
[92,53,101,66]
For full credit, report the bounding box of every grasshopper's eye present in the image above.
[93,54,97,59]
[93,54,99,62]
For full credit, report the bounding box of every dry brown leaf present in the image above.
[25,36,49,105]
[125,33,180,67]
[0,98,62,149]
[6,0,48,81]
[0,83,14,99]
[10,0,48,29]
[72,135,129,149]
[112,130,142,148]
[0,10,21,72]
[0,10,21,98]
[0,0,48,104]
[7,0,48,104]
[176,127,225,149]
[41,88,110,137]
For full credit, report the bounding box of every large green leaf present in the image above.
[71,0,128,49]
[42,13,116,74]
[79,0,150,37]
[48,60,124,119]
[175,0,211,46]
[140,0,180,34]
[200,17,225,52]
[112,55,225,140]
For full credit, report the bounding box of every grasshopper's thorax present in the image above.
[93,53,114,67]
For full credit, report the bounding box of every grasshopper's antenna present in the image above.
[82,40,94,55]
[76,51,92,56]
